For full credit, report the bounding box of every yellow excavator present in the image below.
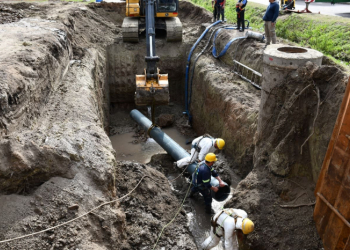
[122,0,182,109]
[123,0,182,43]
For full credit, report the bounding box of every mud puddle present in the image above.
[110,127,191,163]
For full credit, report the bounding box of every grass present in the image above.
[187,0,350,65]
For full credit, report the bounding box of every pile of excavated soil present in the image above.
[0,1,204,249]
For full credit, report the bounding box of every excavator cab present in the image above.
[123,0,182,42]
[123,0,182,107]
[156,0,177,12]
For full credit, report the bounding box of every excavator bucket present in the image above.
[135,69,169,106]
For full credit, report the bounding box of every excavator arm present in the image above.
[135,0,170,107]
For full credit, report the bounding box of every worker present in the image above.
[211,0,217,22]
[175,135,225,168]
[189,153,226,214]
[213,0,226,22]
[201,208,255,249]
[236,0,247,32]
[263,0,279,45]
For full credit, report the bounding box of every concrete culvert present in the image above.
[0,1,349,250]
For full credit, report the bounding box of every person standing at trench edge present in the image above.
[189,153,226,214]
[236,0,247,32]
[212,0,217,22]
[263,0,279,45]
[213,0,226,22]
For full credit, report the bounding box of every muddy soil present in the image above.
[230,63,349,250]
[0,1,349,250]
[0,1,201,249]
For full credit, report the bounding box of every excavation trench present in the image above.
[0,1,349,250]
[109,111,239,249]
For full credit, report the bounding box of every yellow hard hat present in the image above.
[205,153,217,162]
[242,218,254,234]
[216,138,225,150]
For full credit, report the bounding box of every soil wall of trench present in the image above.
[107,1,213,109]
[0,2,201,250]
[188,22,350,250]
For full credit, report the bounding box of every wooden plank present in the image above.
[315,77,350,195]
[330,159,350,250]
[317,193,350,228]
[314,76,350,249]
[345,236,350,250]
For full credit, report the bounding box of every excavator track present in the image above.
[165,17,182,42]
[122,17,139,43]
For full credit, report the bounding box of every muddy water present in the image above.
[110,127,191,163]
[110,128,239,249]
[168,172,238,249]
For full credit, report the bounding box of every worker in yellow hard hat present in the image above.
[174,134,225,168]
[189,153,226,214]
[202,208,254,249]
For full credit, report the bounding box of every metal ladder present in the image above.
[232,60,262,89]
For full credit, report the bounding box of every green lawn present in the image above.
[188,0,350,65]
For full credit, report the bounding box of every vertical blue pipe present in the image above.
[185,20,223,122]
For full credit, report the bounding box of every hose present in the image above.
[185,22,251,124]
[212,28,246,58]
[184,20,223,124]
[188,25,233,113]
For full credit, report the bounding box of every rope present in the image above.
[152,181,192,250]
[170,147,198,183]
[0,175,153,244]
[153,157,203,249]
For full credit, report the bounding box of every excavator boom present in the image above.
[134,0,169,106]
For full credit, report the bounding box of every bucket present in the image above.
[246,31,265,42]
[211,182,231,202]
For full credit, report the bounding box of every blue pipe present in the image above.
[184,20,223,124]
[130,109,230,201]
[212,28,245,58]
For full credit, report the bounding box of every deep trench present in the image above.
[104,7,251,247]
[106,34,238,248]
[2,2,346,250]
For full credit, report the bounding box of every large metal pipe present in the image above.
[130,109,230,201]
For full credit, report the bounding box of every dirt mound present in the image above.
[0,2,210,249]
[0,161,195,250]
[225,63,349,250]
[0,4,26,24]
[115,161,196,249]
[179,1,212,24]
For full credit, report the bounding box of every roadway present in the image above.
[248,0,350,17]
